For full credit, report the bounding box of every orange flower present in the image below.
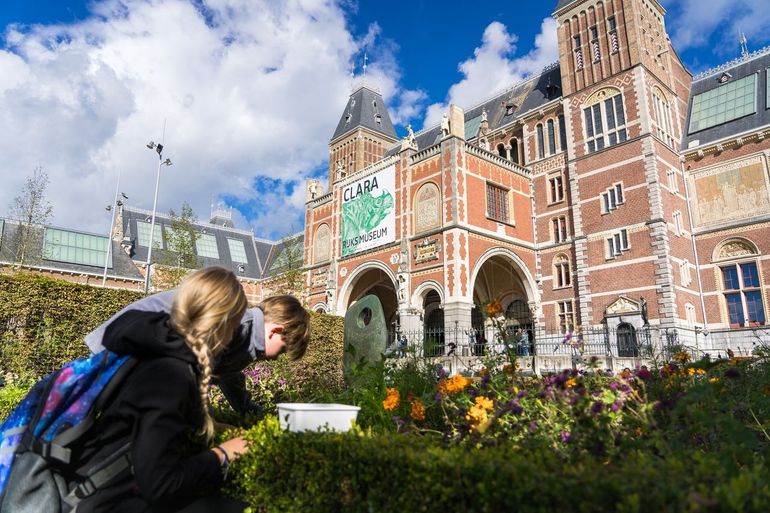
[486,298,503,318]
[437,374,472,395]
[410,399,426,421]
[565,378,577,388]
[382,388,400,411]
[674,351,691,363]
[466,396,494,433]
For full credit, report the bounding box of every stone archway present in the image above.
[470,248,539,349]
[339,264,399,328]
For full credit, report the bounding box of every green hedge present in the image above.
[0,273,142,380]
[229,417,770,513]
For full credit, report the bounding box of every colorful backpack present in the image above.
[0,351,137,512]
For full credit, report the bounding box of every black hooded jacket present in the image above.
[76,310,223,513]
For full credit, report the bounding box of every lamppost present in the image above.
[101,168,127,287]
[144,141,172,294]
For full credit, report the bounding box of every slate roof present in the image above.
[331,84,398,142]
[385,64,562,157]
[554,0,579,12]
[261,234,305,278]
[121,207,264,280]
[0,218,144,281]
[683,48,770,150]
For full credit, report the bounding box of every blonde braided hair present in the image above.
[169,267,247,441]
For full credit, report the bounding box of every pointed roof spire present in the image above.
[362,52,368,76]
[330,85,397,142]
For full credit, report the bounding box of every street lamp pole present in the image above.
[144,142,172,294]
[102,168,122,287]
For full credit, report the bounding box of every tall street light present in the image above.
[102,168,126,287]
[144,141,172,294]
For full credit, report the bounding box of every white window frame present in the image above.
[557,301,575,334]
[601,182,624,213]
[574,35,584,70]
[583,91,628,154]
[685,303,697,324]
[680,259,692,287]
[667,168,679,194]
[673,210,683,236]
[606,228,630,259]
[548,173,565,204]
[552,216,568,243]
[486,182,510,224]
[553,254,572,289]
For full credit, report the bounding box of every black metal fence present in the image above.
[384,324,770,363]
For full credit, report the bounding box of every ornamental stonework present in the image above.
[415,182,441,234]
[313,224,331,264]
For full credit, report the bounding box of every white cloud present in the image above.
[662,0,770,55]
[423,17,559,128]
[0,0,391,239]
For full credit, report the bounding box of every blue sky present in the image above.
[1,0,769,240]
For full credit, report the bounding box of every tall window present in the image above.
[653,88,675,147]
[689,74,757,133]
[584,90,627,153]
[673,210,683,236]
[601,183,624,213]
[553,254,571,289]
[136,220,163,248]
[549,174,565,204]
[558,301,575,333]
[722,261,766,327]
[227,238,248,264]
[196,233,220,259]
[547,119,556,155]
[558,114,567,151]
[685,303,697,325]
[510,138,520,164]
[497,143,507,159]
[552,216,568,243]
[486,183,509,223]
[667,169,679,193]
[606,228,630,258]
[617,323,638,357]
[536,124,545,159]
[608,16,619,53]
[574,35,584,70]
[680,259,692,287]
[590,26,600,62]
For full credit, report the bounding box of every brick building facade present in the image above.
[304,0,770,340]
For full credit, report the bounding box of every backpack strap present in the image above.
[64,443,133,509]
[51,357,139,458]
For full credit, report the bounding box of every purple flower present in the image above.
[516,390,529,399]
[590,356,599,364]
[608,382,620,390]
[560,431,571,443]
[512,405,524,415]
[434,392,445,402]
[636,368,652,380]
[591,401,603,414]
[528,421,538,433]
[610,401,622,413]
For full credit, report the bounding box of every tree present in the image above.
[267,231,305,297]
[8,167,53,267]
[154,202,201,289]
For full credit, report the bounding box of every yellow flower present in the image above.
[475,395,495,411]
[686,367,696,376]
[437,374,472,395]
[466,397,494,433]
[674,351,691,363]
[565,378,577,388]
[709,377,719,383]
[410,399,426,421]
[696,368,706,375]
[382,388,400,411]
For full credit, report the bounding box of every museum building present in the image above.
[302,0,770,339]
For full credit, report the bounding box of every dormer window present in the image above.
[374,113,382,124]
[717,72,732,84]
[345,113,352,123]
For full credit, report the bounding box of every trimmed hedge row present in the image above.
[0,273,143,380]
[229,417,770,513]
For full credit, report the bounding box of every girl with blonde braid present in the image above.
[77,267,251,513]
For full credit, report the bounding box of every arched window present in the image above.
[509,138,520,164]
[558,114,567,151]
[312,224,331,264]
[553,254,571,288]
[583,87,627,153]
[536,124,545,159]
[497,143,507,159]
[414,182,441,234]
[547,119,556,155]
[617,323,638,357]
[715,238,765,327]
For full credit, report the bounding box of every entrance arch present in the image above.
[338,262,399,327]
[471,248,539,349]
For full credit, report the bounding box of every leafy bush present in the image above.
[0,273,142,380]
[227,417,770,513]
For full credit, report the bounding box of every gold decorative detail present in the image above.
[414,238,441,264]
[606,296,640,315]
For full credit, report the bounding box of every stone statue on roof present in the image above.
[440,113,450,137]
[481,108,488,123]
[335,160,346,181]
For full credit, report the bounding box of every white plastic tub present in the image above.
[276,403,361,432]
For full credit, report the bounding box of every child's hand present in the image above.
[218,436,249,461]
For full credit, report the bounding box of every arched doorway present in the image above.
[471,250,538,354]
[342,266,399,330]
[617,323,638,357]
[422,290,444,356]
